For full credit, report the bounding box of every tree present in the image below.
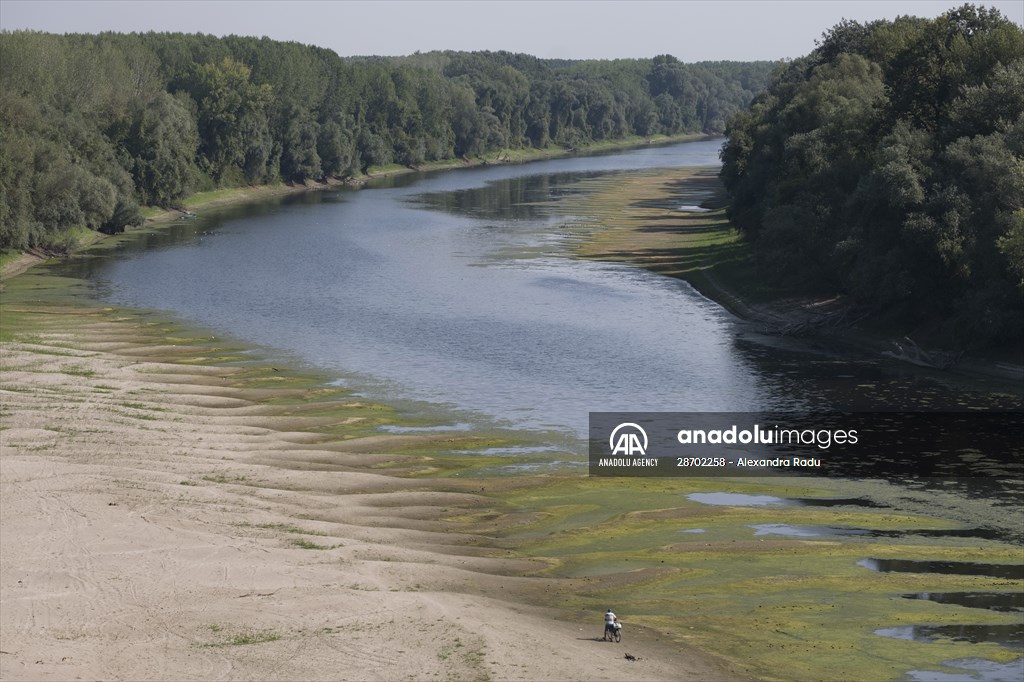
[280,105,322,181]
[127,92,199,205]
[185,57,272,182]
[720,5,1024,346]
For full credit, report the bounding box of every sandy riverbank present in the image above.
[0,302,743,681]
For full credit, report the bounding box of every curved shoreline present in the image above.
[3,148,1022,681]
[0,133,710,284]
[569,167,1024,387]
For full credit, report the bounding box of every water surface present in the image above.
[58,140,1022,444]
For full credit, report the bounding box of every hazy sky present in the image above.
[2,1,1022,61]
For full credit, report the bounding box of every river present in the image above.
[61,140,1021,445]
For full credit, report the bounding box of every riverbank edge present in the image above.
[0,133,709,283]
[570,167,1024,386]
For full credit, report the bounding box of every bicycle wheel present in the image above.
[613,627,621,643]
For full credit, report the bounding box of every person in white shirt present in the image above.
[603,609,618,639]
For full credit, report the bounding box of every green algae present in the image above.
[486,474,1023,681]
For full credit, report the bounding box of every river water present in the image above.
[61,140,1021,443]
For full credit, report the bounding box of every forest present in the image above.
[720,5,1024,347]
[0,30,774,251]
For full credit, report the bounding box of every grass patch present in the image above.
[118,401,167,411]
[10,346,86,358]
[59,364,96,377]
[180,187,253,209]
[200,625,282,647]
[0,385,34,393]
[201,474,249,484]
[290,538,341,550]
[239,522,331,536]
[222,631,282,646]
[0,250,23,271]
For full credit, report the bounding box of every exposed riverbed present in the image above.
[13,139,1022,679]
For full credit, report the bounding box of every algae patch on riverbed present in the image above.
[491,476,1023,681]
[564,167,785,310]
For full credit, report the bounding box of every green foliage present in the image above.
[0,31,775,251]
[184,57,274,182]
[720,4,1024,347]
[317,117,357,176]
[279,105,321,181]
[125,92,199,206]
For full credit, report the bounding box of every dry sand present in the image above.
[0,313,743,681]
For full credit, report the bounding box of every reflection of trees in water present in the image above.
[730,336,1024,506]
[415,171,606,221]
[734,336,1023,412]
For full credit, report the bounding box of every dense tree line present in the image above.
[0,31,775,251]
[720,5,1024,346]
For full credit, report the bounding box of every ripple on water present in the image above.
[750,524,873,537]
[875,624,1023,649]
[447,445,564,457]
[904,657,1024,682]
[377,423,474,433]
[687,493,886,508]
[686,492,792,507]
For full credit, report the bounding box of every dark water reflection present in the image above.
[795,497,888,508]
[730,337,1022,412]
[414,170,596,221]
[905,658,1024,682]
[876,624,1024,649]
[752,524,1011,542]
[859,559,1024,580]
[901,592,1024,613]
[688,493,887,508]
